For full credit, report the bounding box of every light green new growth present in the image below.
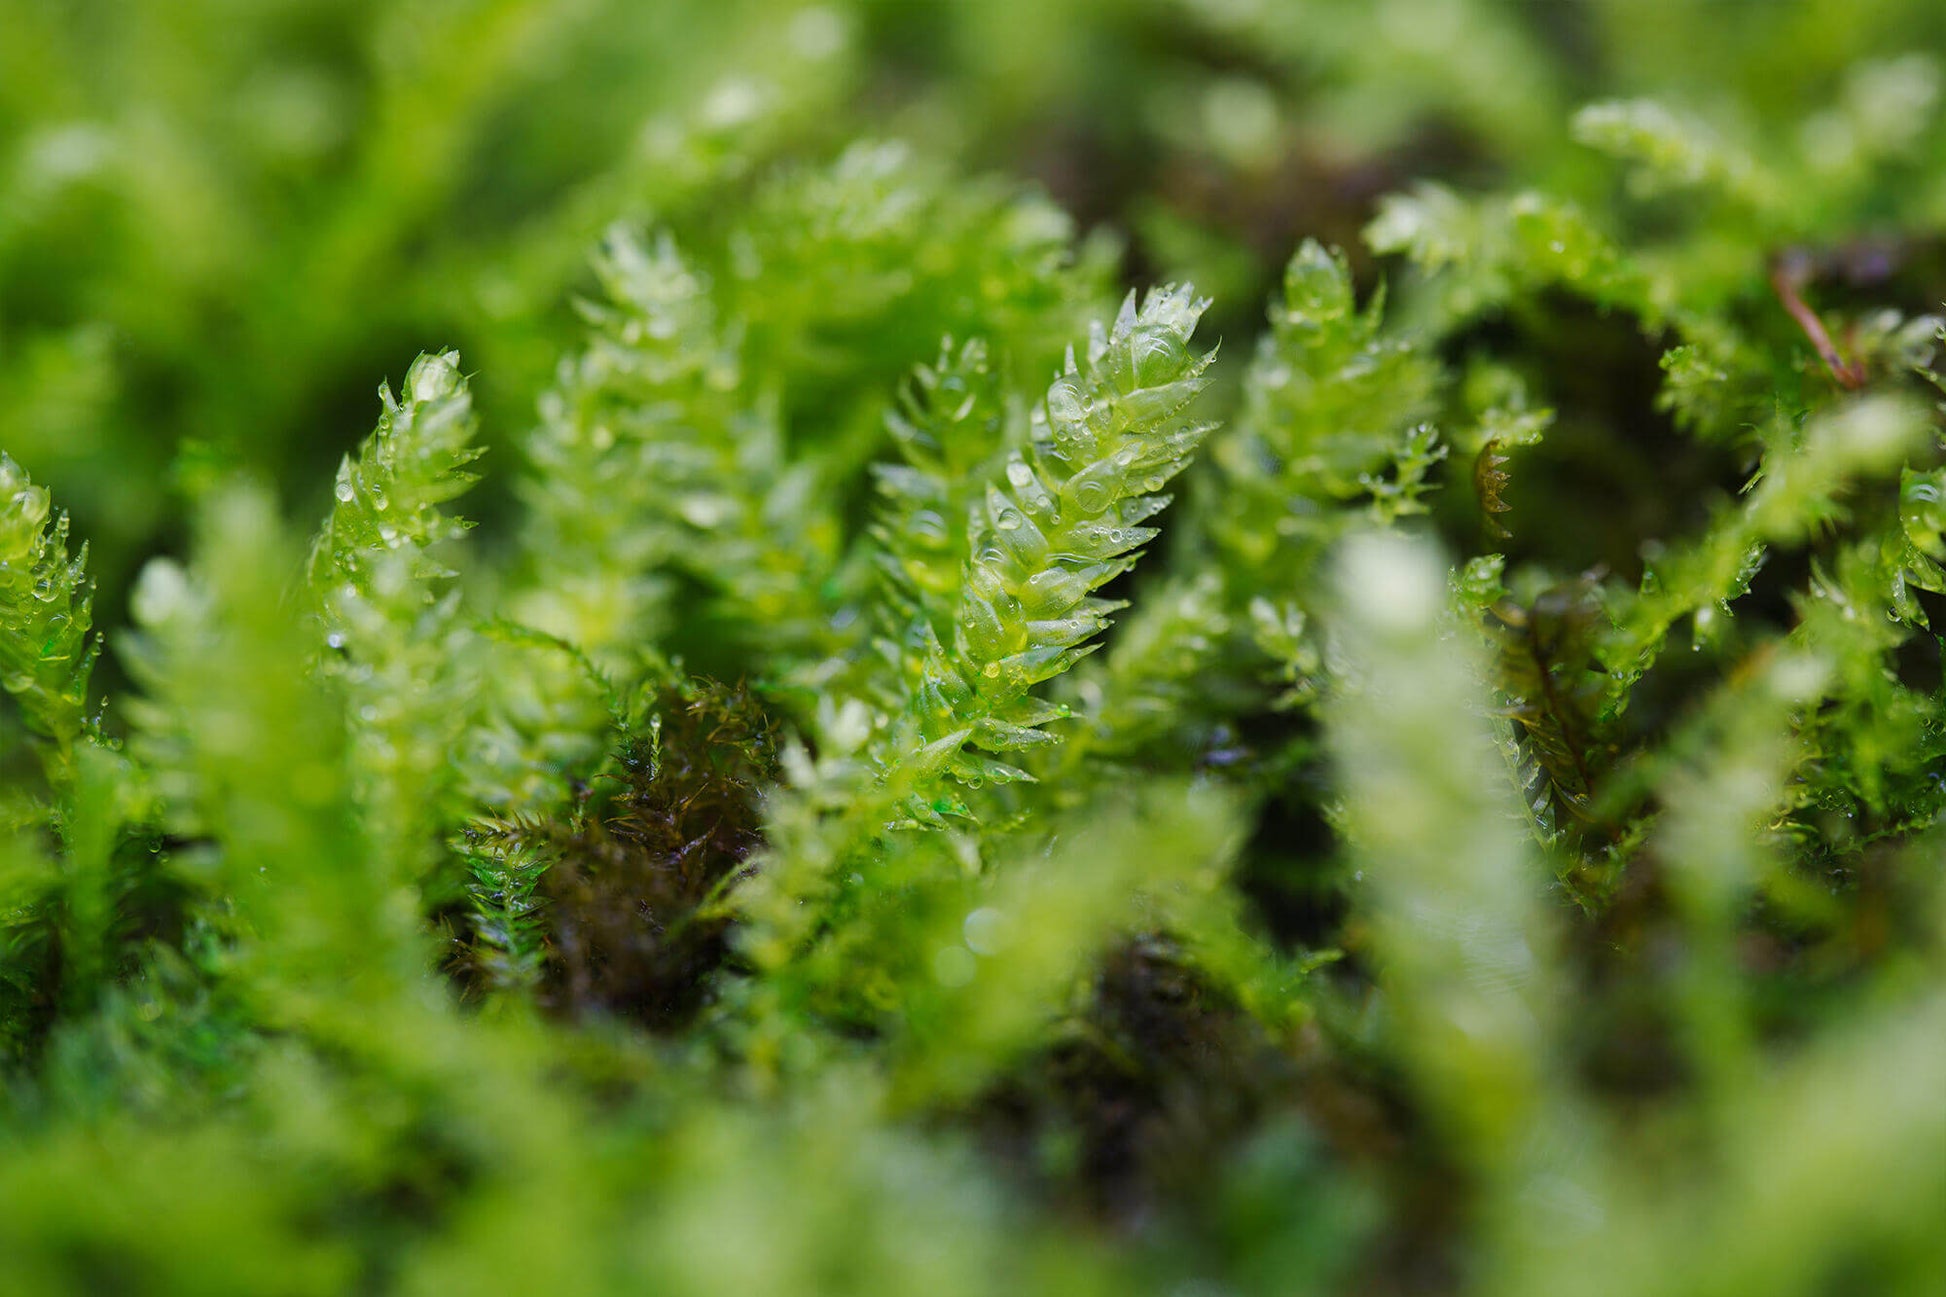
[1227,241,1439,510]
[738,286,1215,975]
[513,229,755,665]
[1572,99,1781,211]
[511,145,1112,680]
[1366,182,1656,332]
[0,461,129,1029]
[0,454,99,780]
[885,285,1215,799]
[309,350,484,873]
[870,336,1011,639]
[309,350,482,618]
[1604,395,1928,707]
[1074,241,1436,758]
[1210,238,1442,607]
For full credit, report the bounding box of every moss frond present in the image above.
[0,453,99,782]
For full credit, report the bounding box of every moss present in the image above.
[7,5,1946,1293]
[971,941,1292,1225]
[463,680,778,1029]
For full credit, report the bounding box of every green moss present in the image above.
[5,4,1946,1294]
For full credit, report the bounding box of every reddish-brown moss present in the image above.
[460,679,779,1029]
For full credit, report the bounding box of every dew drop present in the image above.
[1129,326,1187,385]
[1046,377,1088,431]
[1072,480,1110,513]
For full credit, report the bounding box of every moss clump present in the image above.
[7,5,1946,1295]
[476,680,779,1028]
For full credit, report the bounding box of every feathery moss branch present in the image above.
[0,453,100,783]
